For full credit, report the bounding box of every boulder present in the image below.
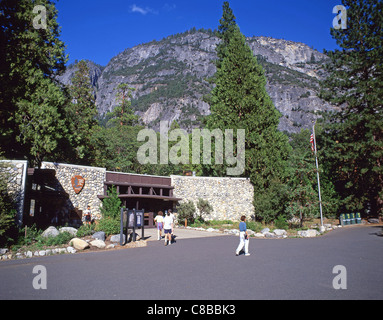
[59,227,78,236]
[41,226,59,238]
[298,229,319,238]
[368,218,380,224]
[66,246,77,254]
[273,229,287,236]
[254,233,265,238]
[110,234,126,243]
[92,231,106,241]
[69,238,90,250]
[264,232,276,238]
[90,240,106,249]
[261,228,270,234]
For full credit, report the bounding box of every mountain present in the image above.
[59,28,337,133]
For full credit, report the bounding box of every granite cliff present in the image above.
[59,28,337,133]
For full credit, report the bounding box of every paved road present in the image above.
[0,225,382,300]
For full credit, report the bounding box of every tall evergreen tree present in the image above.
[320,0,383,216]
[205,2,291,221]
[66,60,98,163]
[0,0,68,166]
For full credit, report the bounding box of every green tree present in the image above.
[0,0,68,164]
[205,2,291,221]
[66,60,98,163]
[100,186,122,220]
[15,71,68,167]
[0,164,17,247]
[91,85,143,173]
[106,84,139,127]
[320,0,383,216]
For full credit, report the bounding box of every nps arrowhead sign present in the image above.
[71,176,85,194]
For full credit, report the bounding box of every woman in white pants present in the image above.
[236,216,250,256]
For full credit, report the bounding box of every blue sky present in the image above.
[56,0,342,66]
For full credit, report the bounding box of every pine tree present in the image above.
[205,2,291,221]
[107,84,139,128]
[66,60,98,163]
[320,0,383,216]
[0,0,68,166]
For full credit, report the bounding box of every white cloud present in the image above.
[130,4,158,15]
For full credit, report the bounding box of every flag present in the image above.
[310,133,315,152]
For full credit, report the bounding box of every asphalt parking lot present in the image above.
[0,224,382,300]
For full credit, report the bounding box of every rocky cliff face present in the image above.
[60,28,337,133]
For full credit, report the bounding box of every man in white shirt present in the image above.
[163,211,173,246]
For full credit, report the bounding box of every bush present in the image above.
[77,224,95,237]
[274,215,288,229]
[196,198,213,222]
[246,221,263,233]
[177,201,196,225]
[96,216,120,236]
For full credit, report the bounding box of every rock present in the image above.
[59,227,78,236]
[261,228,270,234]
[254,233,265,238]
[106,244,115,249]
[41,226,60,238]
[69,238,90,250]
[92,231,106,241]
[0,248,8,255]
[368,218,380,224]
[273,229,287,236]
[90,240,106,249]
[206,228,215,232]
[298,229,319,238]
[264,232,276,238]
[66,246,77,254]
[39,250,46,256]
[25,251,33,258]
[111,234,126,243]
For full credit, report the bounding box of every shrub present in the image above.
[196,198,213,222]
[77,224,95,237]
[274,215,288,229]
[96,216,120,236]
[177,201,196,225]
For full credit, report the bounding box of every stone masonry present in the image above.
[0,160,28,226]
[41,162,106,220]
[171,175,254,221]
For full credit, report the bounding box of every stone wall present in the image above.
[0,160,28,226]
[41,162,106,220]
[171,175,254,221]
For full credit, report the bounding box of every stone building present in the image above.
[0,161,254,228]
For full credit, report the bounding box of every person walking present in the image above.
[154,211,164,241]
[235,215,250,256]
[163,211,173,246]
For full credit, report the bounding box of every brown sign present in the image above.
[71,175,85,194]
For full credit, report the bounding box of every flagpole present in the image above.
[312,121,324,229]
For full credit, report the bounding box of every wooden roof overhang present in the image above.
[98,178,182,202]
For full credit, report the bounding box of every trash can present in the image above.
[345,213,350,225]
[355,212,362,224]
[350,213,355,224]
[339,214,346,226]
